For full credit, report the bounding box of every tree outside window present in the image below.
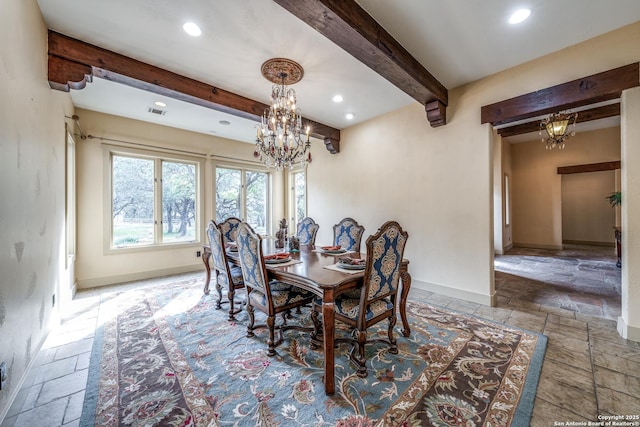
[216,167,269,235]
[112,153,198,248]
[290,170,306,230]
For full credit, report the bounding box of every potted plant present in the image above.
[606,191,621,207]
[607,191,622,268]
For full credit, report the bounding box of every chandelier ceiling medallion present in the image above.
[254,58,311,170]
[540,111,578,150]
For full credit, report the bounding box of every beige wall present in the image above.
[620,87,640,341]
[562,170,616,244]
[511,126,621,248]
[494,138,513,254]
[308,85,497,304]
[74,108,290,288]
[0,0,75,418]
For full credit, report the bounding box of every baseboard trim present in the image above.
[563,240,615,248]
[411,279,496,306]
[513,243,563,250]
[617,316,640,342]
[0,334,49,423]
[76,265,203,289]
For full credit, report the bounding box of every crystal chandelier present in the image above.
[254,58,311,170]
[540,111,578,149]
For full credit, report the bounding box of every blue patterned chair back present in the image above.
[297,217,319,246]
[219,217,242,242]
[363,221,408,302]
[207,220,231,286]
[333,217,365,252]
[236,222,267,294]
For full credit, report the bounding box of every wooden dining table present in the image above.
[201,243,412,395]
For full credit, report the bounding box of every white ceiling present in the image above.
[36,0,640,144]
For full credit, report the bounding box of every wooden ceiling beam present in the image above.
[481,63,639,126]
[497,103,621,138]
[47,30,341,153]
[557,161,621,175]
[273,0,449,127]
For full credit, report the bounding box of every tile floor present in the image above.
[2,246,639,426]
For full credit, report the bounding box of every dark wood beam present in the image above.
[482,63,639,126]
[273,0,448,127]
[558,161,621,175]
[48,55,93,91]
[497,103,621,138]
[47,30,341,152]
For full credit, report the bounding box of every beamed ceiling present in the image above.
[37,0,640,147]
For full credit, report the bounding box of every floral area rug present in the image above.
[80,278,546,426]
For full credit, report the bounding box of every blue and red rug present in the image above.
[81,278,546,426]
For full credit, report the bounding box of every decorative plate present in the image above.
[265,256,292,264]
[337,261,365,270]
[322,248,347,254]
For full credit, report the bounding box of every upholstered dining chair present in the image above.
[219,216,242,243]
[296,217,319,246]
[333,217,365,252]
[235,222,315,356]
[312,220,408,377]
[206,220,245,321]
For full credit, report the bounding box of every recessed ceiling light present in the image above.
[508,8,531,24]
[332,95,344,103]
[154,101,167,107]
[183,22,202,37]
[219,120,231,126]
[345,113,354,120]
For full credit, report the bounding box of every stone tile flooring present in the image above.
[1,246,639,426]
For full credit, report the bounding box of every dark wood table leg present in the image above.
[322,291,336,395]
[202,245,212,294]
[399,264,412,337]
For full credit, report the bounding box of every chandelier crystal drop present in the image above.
[254,58,311,170]
[539,111,578,150]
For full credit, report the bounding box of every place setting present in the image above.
[263,252,302,267]
[313,245,354,255]
[324,256,367,274]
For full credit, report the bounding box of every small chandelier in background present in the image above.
[540,111,578,149]
[254,58,311,170]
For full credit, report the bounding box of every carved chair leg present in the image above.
[228,289,236,321]
[267,315,276,356]
[388,314,398,354]
[354,329,368,378]
[215,279,223,310]
[310,308,322,349]
[246,303,256,338]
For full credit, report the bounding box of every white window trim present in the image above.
[287,168,307,233]
[213,159,273,237]
[103,144,205,254]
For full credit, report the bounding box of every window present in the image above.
[110,150,199,248]
[290,170,306,230]
[216,166,270,235]
[504,174,510,227]
[65,126,76,266]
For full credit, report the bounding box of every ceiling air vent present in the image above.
[148,107,166,116]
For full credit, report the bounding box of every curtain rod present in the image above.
[87,134,207,158]
[209,153,263,166]
[64,114,87,139]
